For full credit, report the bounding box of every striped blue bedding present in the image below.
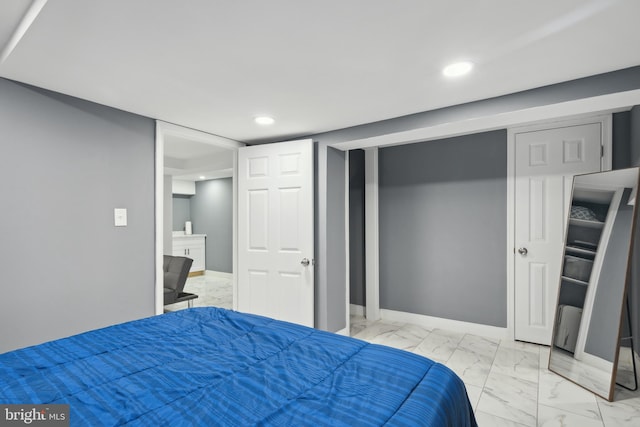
[0,307,477,426]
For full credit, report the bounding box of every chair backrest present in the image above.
[163,255,193,294]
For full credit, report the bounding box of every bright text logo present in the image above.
[0,405,68,426]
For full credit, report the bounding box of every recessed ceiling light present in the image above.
[254,116,275,125]
[199,176,206,180]
[442,61,474,77]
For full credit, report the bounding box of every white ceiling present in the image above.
[164,133,234,181]
[1,0,640,175]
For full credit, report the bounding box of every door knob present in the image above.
[518,247,528,256]
[301,258,310,267]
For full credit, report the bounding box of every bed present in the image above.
[0,307,477,426]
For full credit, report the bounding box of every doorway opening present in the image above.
[155,122,244,314]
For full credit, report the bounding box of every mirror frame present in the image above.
[548,167,639,401]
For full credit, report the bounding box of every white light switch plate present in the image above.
[114,208,127,227]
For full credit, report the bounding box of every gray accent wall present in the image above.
[378,130,508,327]
[315,144,346,331]
[191,178,233,273]
[172,195,191,231]
[170,179,233,273]
[326,147,346,331]
[0,78,155,353]
[163,175,173,254]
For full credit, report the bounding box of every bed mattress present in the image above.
[0,307,477,426]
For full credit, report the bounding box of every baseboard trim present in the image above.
[188,270,205,277]
[380,309,509,341]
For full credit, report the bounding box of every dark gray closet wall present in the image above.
[379,130,507,327]
[631,106,640,165]
[0,78,155,353]
[613,111,631,169]
[349,150,366,307]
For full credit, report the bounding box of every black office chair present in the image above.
[163,255,198,307]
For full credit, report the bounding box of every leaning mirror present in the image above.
[549,167,639,401]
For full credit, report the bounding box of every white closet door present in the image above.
[237,139,314,327]
[514,123,602,345]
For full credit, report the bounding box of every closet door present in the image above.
[514,123,602,345]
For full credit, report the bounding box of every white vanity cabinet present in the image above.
[172,234,206,275]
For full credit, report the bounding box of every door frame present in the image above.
[154,121,244,314]
[333,90,639,338]
[507,115,612,342]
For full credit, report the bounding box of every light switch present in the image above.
[114,208,127,227]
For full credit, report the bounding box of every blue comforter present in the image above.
[1,308,477,426]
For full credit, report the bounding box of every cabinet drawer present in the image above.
[172,235,206,273]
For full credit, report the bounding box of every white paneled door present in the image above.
[237,139,314,327]
[514,123,603,345]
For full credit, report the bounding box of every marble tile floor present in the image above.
[350,316,640,427]
[164,271,233,312]
[548,348,613,399]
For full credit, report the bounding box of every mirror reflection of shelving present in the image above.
[555,188,614,354]
[549,167,639,402]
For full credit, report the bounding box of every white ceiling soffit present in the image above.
[163,133,235,181]
[1,0,640,144]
